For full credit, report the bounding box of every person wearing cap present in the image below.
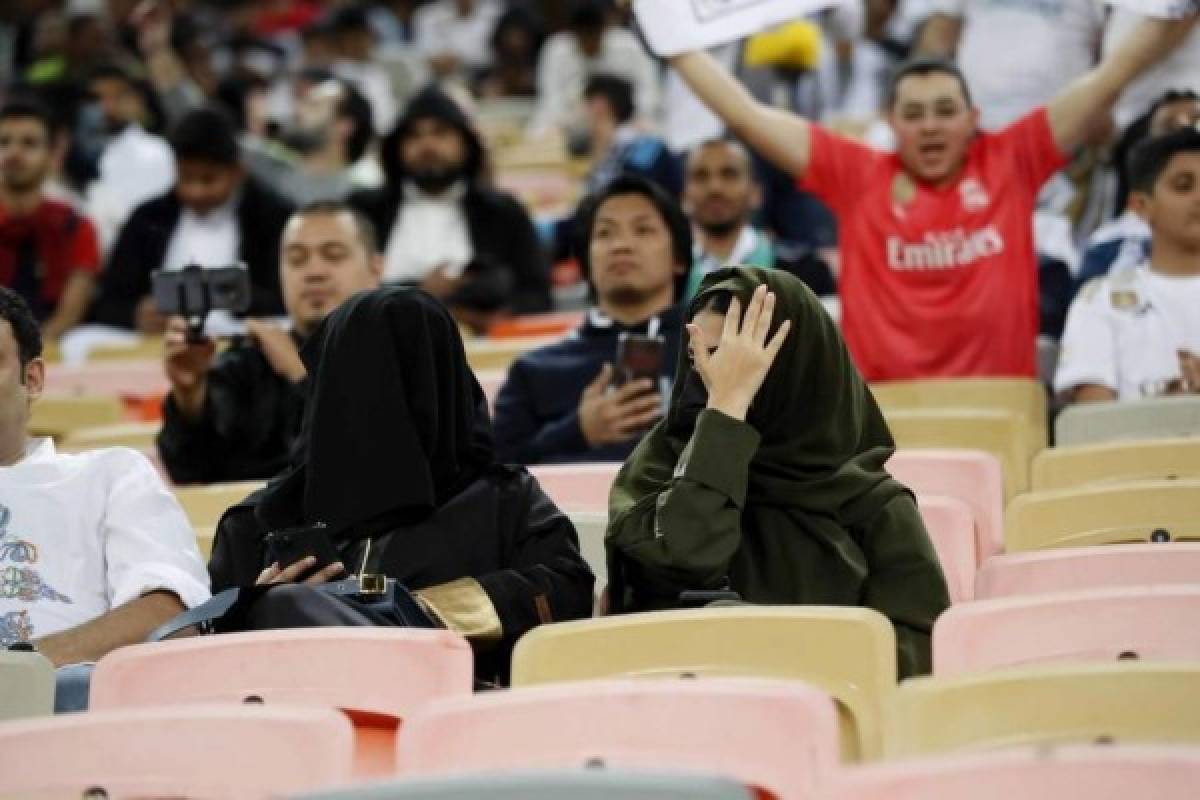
[350,85,549,333]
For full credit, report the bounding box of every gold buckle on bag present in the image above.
[358,573,387,595]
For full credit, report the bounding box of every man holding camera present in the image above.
[157,201,382,484]
[493,175,688,465]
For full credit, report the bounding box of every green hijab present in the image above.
[608,266,911,606]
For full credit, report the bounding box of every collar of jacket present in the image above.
[579,303,684,339]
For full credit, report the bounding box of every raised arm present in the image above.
[669,50,813,179]
[1048,14,1198,154]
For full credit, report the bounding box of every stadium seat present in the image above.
[58,420,161,452]
[871,378,1047,455]
[1005,479,1200,551]
[0,651,54,721]
[43,359,169,398]
[91,629,474,776]
[173,480,266,528]
[29,394,124,438]
[885,663,1200,758]
[395,678,840,798]
[887,449,1005,561]
[293,770,756,799]
[932,587,1200,675]
[914,494,976,603]
[194,525,216,558]
[475,369,506,412]
[1031,437,1200,490]
[566,510,609,589]
[975,543,1200,600]
[88,335,166,362]
[882,409,1031,500]
[510,607,896,760]
[827,744,1200,800]
[529,463,622,512]
[1055,395,1200,446]
[0,705,354,798]
[464,335,560,372]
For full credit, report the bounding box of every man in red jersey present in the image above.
[645,9,1198,381]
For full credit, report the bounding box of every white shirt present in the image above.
[162,197,240,274]
[86,124,176,254]
[382,182,473,283]
[916,0,1104,129]
[1103,7,1200,129]
[1055,265,1200,400]
[413,0,503,71]
[0,439,210,646]
[529,28,661,135]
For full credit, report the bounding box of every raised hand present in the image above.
[578,363,664,446]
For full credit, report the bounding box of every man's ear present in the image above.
[1129,189,1152,222]
[750,181,763,213]
[23,357,45,403]
[368,252,385,281]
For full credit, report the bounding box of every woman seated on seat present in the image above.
[208,287,595,685]
[605,267,949,677]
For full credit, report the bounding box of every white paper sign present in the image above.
[1105,0,1197,18]
[634,0,843,56]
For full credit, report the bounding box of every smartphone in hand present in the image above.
[614,333,665,388]
[265,523,341,581]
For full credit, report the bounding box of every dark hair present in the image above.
[0,98,55,141]
[687,137,754,172]
[885,57,973,109]
[168,106,240,165]
[569,0,609,32]
[1128,127,1200,195]
[292,199,379,254]
[0,288,44,369]
[87,62,136,89]
[584,73,635,125]
[574,173,693,301]
[335,81,375,164]
[490,6,545,62]
[1115,89,1200,208]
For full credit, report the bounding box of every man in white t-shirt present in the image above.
[0,288,209,709]
[1056,127,1200,402]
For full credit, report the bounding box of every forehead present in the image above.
[595,193,663,223]
[1159,150,1200,179]
[284,211,359,245]
[689,142,750,173]
[176,159,236,177]
[407,117,459,136]
[893,71,969,105]
[0,116,50,141]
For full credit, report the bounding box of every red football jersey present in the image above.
[801,109,1066,381]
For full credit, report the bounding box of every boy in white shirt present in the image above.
[1056,127,1200,403]
[0,288,210,709]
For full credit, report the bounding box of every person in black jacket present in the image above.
[349,85,550,333]
[493,175,690,464]
[156,200,382,484]
[208,287,594,685]
[90,107,293,333]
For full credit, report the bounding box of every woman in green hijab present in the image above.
[605,266,950,677]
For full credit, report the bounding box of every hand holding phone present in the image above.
[262,524,344,585]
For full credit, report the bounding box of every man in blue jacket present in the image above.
[494,175,690,464]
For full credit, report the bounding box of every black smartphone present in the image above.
[614,333,664,387]
[264,523,341,579]
[151,265,251,317]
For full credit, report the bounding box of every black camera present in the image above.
[151,264,251,342]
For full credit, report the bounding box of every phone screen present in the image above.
[614,334,665,387]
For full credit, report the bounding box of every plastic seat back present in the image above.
[397,679,840,799]
[91,629,474,776]
[173,480,266,528]
[0,652,54,721]
[1032,437,1200,490]
[885,662,1200,758]
[888,449,1005,560]
[915,495,976,602]
[567,510,609,589]
[511,607,896,761]
[1005,479,1200,551]
[29,394,124,438]
[1056,396,1200,446]
[933,587,1200,675]
[976,543,1200,600]
[529,463,622,513]
[827,744,1200,800]
[0,705,353,799]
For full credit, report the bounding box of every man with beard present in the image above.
[83,64,175,252]
[493,175,688,464]
[683,138,834,301]
[244,73,380,205]
[350,85,549,332]
[0,99,100,342]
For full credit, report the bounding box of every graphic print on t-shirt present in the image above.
[0,503,72,645]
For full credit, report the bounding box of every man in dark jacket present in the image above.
[494,175,689,464]
[349,85,550,333]
[156,200,382,484]
[91,107,293,333]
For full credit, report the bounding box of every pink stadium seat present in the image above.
[91,629,473,777]
[826,744,1200,800]
[396,678,840,800]
[915,494,977,603]
[0,705,353,799]
[888,450,1005,561]
[528,462,622,512]
[975,543,1200,600]
[476,369,506,413]
[43,360,170,398]
[933,587,1200,676]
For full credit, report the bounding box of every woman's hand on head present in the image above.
[686,285,791,421]
[256,557,345,587]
